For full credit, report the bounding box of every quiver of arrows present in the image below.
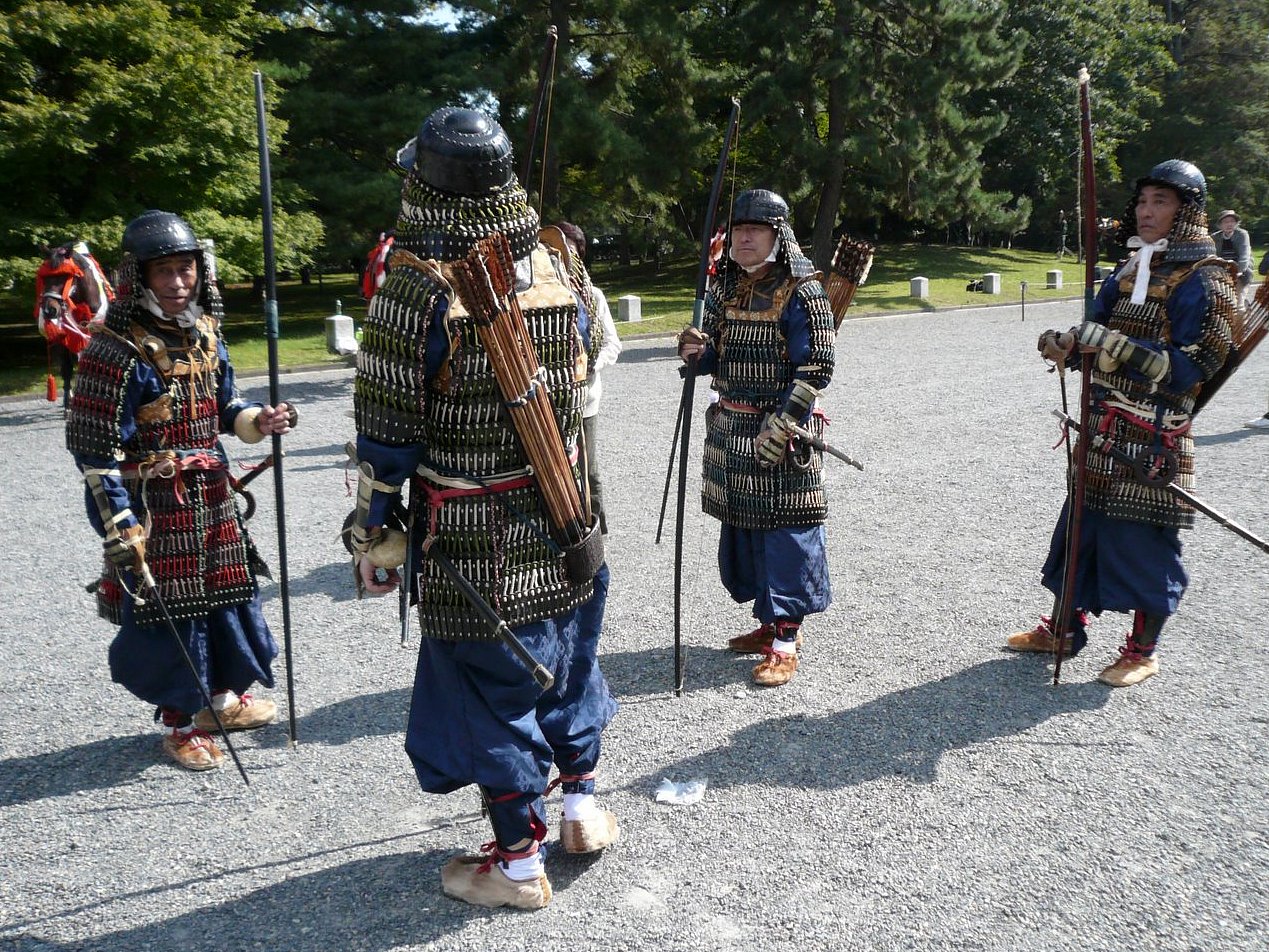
[1193,269,1269,415]
[442,234,603,583]
[822,234,875,330]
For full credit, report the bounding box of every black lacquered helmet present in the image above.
[122,210,201,264]
[732,189,789,227]
[413,107,515,195]
[1134,159,1207,209]
[393,107,538,261]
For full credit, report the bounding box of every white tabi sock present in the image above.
[771,637,798,656]
[211,691,238,711]
[562,792,599,821]
[500,851,545,881]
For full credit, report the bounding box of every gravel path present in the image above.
[1,297,1266,951]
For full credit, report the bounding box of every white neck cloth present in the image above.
[1122,237,1168,305]
[142,283,204,329]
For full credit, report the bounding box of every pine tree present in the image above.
[0,0,321,281]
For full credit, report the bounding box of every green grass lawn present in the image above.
[0,245,1087,397]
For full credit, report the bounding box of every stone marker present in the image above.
[910,277,929,298]
[1047,269,1063,289]
[326,299,358,355]
[618,294,642,323]
[982,272,1002,294]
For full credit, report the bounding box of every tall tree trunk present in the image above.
[811,70,849,272]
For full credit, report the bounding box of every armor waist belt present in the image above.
[121,450,225,479]
[1097,404,1192,450]
[417,445,580,537]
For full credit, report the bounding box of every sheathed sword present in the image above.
[419,534,555,690]
[787,422,864,472]
[1052,409,1269,555]
[345,442,555,688]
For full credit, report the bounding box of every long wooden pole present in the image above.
[1053,67,1097,686]
[252,71,298,743]
[672,98,741,696]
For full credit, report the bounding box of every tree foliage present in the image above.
[2,0,1267,290]
[1123,0,1269,231]
[978,0,1174,250]
[254,1,477,267]
[0,0,321,284]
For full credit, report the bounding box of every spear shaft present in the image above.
[253,71,298,744]
[1053,67,1097,685]
[672,99,740,696]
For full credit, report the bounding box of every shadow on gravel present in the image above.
[266,441,349,460]
[639,657,1112,791]
[1193,429,1262,447]
[237,375,352,405]
[261,561,356,603]
[602,645,742,697]
[19,850,497,951]
[0,734,158,808]
[0,407,63,428]
[259,687,411,748]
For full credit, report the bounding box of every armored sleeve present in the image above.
[777,282,835,420]
[66,341,155,538]
[214,334,266,442]
[353,288,449,527]
[1162,266,1235,391]
[355,263,449,448]
[693,287,722,377]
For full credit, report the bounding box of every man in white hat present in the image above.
[1211,208,1253,304]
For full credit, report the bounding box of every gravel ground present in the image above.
[1,297,1266,952]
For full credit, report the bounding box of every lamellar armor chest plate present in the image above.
[67,307,258,625]
[357,246,594,639]
[1084,260,1234,529]
[701,271,836,530]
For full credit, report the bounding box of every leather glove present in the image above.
[255,402,299,435]
[677,326,710,362]
[755,413,794,468]
[1038,330,1075,362]
[104,523,146,572]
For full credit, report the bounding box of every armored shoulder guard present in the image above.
[793,277,837,387]
[66,329,141,459]
[1183,262,1237,384]
[354,249,449,445]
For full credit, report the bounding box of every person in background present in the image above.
[554,221,622,532]
[1247,251,1269,430]
[360,229,395,301]
[1211,210,1253,305]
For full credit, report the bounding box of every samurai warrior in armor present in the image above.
[350,107,617,910]
[1009,160,1237,687]
[65,210,296,771]
[678,189,837,687]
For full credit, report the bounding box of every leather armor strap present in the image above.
[351,459,400,560]
[1076,320,1171,383]
[82,466,135,536]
